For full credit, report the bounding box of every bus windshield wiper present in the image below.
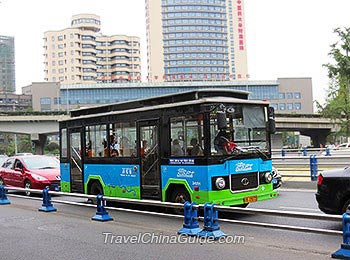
[219,147,245,163]
[246,146,269,160]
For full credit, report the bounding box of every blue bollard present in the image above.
[326,147,331,156]
[38,187,57,212]
[309,155,318,181]
[0,185,10,205]
[178,201,201,236]
[91,194,113,222]
[332,213,350,258]
[303,147,307,156]
[197,203,226,239]
[281,148,286,157]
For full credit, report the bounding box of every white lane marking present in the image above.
[279,206,321,212]
[279,188,316,193]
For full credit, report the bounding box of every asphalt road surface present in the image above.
[0,191,343,260]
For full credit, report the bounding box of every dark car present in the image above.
[0,155,60,195]
[316,167,350,214]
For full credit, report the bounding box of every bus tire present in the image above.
[170,186,190,204]
[87,181,103,204]
[89,181,103,195]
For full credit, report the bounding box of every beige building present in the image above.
[270,78,314,114]
[145,0,248,82]
[43,14,141,85]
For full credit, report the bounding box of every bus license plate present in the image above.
[244,195,257,203]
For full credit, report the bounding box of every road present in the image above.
[0,188,343,259]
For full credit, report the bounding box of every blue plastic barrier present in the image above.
[309,155,318,181]
[332,213,350,258]
[178,201,201,236]
[38,187,57,212]
[91,194,113,222]
[303,147,307,156]
[281,148,286,157]
[0,185,10,205]
[197,203,226,239]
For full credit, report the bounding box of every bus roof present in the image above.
[63,95,269,123]
[70,89,250,118]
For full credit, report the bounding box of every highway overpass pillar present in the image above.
[31,133,47,155]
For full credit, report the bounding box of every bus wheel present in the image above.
[169,187,191,215]
[88,181,103,204]
[171,187,190,204]
[90,181,103,195]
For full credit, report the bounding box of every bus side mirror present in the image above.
[267,107,276,134]
[216,111,227,130]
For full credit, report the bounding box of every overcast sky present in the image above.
[0,0,349,104]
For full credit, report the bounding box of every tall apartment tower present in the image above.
[44,14,141,84]
[0,36,16,93]
[145,0,248,82]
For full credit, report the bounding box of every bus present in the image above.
[59,89,278,207]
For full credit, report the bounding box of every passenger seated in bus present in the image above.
[104,135,119,157]
[171,139,184,156]
[85,140,92,157]
[189,138,203,156]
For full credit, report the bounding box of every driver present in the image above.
[214,129,236,155]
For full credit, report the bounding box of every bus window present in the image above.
[110,122,137,157]
[170,115,204,157]
[85,125,107,157]
[210,105,268,156]
[61,128,68,158]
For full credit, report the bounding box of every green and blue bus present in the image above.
[59,89,278,206]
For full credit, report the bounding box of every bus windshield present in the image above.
[210,104,268,156]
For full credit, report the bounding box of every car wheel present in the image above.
[24,180,32,196]
[0,177,4,186]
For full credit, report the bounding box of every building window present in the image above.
[294,92,301,99]
[286,92,293,99]
[286,103,293,110]
[279,93,285,99]
[271,104,278,111]
[295,103,301,110]
[40,98,51,105]
[279,103,285,110]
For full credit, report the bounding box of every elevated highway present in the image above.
[0,114,341,153]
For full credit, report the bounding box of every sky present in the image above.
[0,0,349,105]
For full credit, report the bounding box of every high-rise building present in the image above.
[43,14,141,84]
[145,0,248,82]
[0,36,16,93]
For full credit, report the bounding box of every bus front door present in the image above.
[139,120,161,200]
[69,129,84,193]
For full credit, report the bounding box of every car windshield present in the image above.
[22,157,59,170]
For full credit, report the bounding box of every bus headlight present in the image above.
[264,172,273,183]
[215,177,226,190]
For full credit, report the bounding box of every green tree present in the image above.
[321,27,350,138]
